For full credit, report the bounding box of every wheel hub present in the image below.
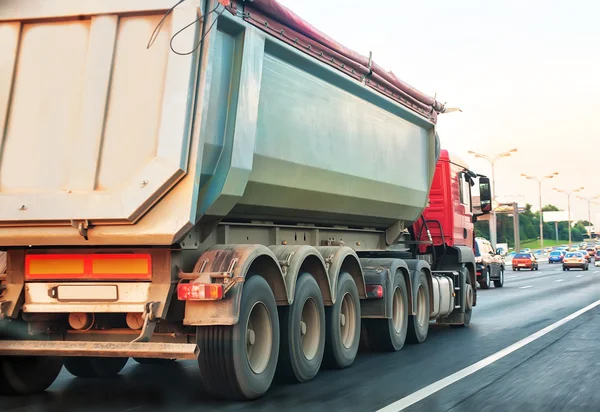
[340,313,346,327]
[247,328,256,346]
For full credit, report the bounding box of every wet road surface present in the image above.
[2,262,599,412]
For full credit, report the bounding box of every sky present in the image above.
[277,0,600,223]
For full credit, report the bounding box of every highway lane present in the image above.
[2,262,599,412]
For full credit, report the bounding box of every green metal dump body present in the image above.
[0,0,440,246]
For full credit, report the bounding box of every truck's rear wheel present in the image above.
[277,273,325,383]
[64,357,128,378]
[407,271,430,343]
[197,275,279,400]
[323,272,360,369]
[363,274,409,352]
[0,356,62,395]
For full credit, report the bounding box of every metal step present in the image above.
[0,340,199,360]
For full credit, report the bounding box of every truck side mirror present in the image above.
[478,177,492,214]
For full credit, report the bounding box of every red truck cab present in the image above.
[411,150,492,307]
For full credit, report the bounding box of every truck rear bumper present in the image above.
[0,340,199,360]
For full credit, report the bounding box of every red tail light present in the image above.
[177,283,223,301]
[25,254,152,280]
[366,285,384,299]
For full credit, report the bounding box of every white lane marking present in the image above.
[376,299,600,412]
[506,276,517,279]
[555,279,565,282]
[594,271,600,274]
[519,285,533,289]
[576,275,583,278]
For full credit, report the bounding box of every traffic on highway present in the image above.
[1,0,598,411]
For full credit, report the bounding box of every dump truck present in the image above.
[0,0,492,400]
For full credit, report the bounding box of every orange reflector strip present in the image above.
[25,254,152,280]
[28,257,84,275]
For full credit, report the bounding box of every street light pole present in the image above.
[576,195,600,238]
[520,172,558,249]
[468,148,518,249]
[554,187,584,248]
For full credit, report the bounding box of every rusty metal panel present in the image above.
[0,3,198,225]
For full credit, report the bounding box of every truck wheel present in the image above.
[362,274,409,352]
[0,356,62,395]
[133,358,176,365]
[478,268,490,289]
[407,271,430,343]
[323,272,360,369]
[64,357,128,378]
[197,275,279,400]
[494,267,505,288]
[276,273,325,383]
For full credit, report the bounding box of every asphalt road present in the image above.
[2,262,599,412]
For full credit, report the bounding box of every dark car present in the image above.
[548,250,566,263]
[512,253,538,271]
[474,237,505,289]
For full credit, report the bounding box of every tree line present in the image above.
[474,204,593,247]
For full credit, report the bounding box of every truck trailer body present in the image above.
[0,0,491,399]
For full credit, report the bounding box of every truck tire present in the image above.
[133,358,176,365]
[197,275,279,400]
[479,268,491,289]
[362,274,409,352]
[494,267,505,288]
[407,271,430,343]
[323,272,360,369]
[276,273,325,383]
[64,357,128,378]
[0,356,62,395]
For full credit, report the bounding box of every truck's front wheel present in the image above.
[197,275,279,400]
[0,356,62,395]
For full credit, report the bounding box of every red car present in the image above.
[512,253,539,271]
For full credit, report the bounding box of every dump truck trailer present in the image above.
[0,0,491,400]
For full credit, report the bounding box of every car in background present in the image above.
[580,250,591,262]
[548,250,566,263]
[563,252,589,271]
[570,246,580,252]
[586,247,596,257]
[520,248,532,254]
[595,256,600,267]
[512,253,538,271]
[544,247,553,253]
[474,237,505,289]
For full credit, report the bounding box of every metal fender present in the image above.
[403,259,433,316]
[453,245,475,264]
[269,245,331,304]
[359,258,410,319]
[448,246,477,307]
[183,244,287,326]
[316,246,365,303]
